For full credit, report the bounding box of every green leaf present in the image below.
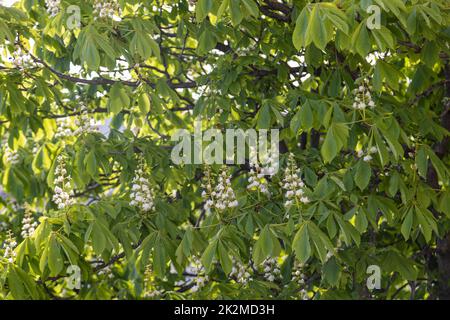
[241,0,259,17]
[201,240,217,273]
[307,5,328,50]
[321,129,337,163]
[153,240,167,277]
[352,22,371,57]
[401,208,414,240]
[292,7,310,50]
[218,240,232,274]
[95,33,116,61]
[85,150,97,178]
[324,5,349,35]
[416,148,428,178]
[197,28,217,55]
[91,222,106,256]
[307,222,333,263]
[383,251,418,281]
[82,38,100,70]
[108,83,130,114]
[230,0,243,26]
[256,103,271,129]
[374,130,390,166]
[387,171,400,197]
[300,101,313,131]
[293,222,311,264]
[355,210,368,233]
[323,257,340,287]
[196,0,212,22]
[48,235,63,276]
[138,93,151,114]
[354,160,371,191]
[426,147,447,184]
[415,207,432,242]
[260,225,273,256]
[439,191,450,218]
[217,0,230,20]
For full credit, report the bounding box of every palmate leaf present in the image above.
[307,222,334,263]
[321,122,348,163]
[293,222,311,264]
[0,0,448,301]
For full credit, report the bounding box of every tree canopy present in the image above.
[0,0,449,300]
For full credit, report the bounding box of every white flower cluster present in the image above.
[143,265,164,298]
[291,262,306,286]
[45,0,60,17]
[249,146,278,177]
[230,259,252,285]
[130,160,156,213]
[28,136,40,155]
[144,287,164,298]
[247,164,270,196]
[0,222,8,232]
[52,155,75,210]
[262,257,281,282]
[352,79,375,110]
[357,146,378,162]
[11,45,34,70]
[191,273,209,292]
[190,257,209,293]
[97,265,114,278]
[91,257,114,279]
[4,147,20,165]
[74,105,99,135]
[55,118,73,139]
[20,206,38,238]
[1,133,8,147]
[93,0,122,19]
[281,154,309,208]
[299,288,309,300]
[201,166,238,212]
[3,231,17,263]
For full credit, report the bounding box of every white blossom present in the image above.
[91,258,114,279]
[73,105,99,136]
[10,45,34,70]
[357,146,377,162]
[189,257,209,293]
[247,164,270,196]
[281,153,309,208]
[352,79,375,110]
[262,257,281,282]
[4,146,20,165]
[201,166,238,212]
[52,155,75,209]
[54,118,74,139]
[0,221,7,232]
[93,0,122,20]
[230,258,253,285]
[45,0,60,17]
[2,231,17,263]
[299,288,309,300]
[20,205,38,238]
[129,159,156,213]
[142,264,164,298]
[291,261,307,286]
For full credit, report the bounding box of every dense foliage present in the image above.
[0,0,449,300]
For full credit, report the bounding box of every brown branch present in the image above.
[24,49,197,89]
[259,5,290,22]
